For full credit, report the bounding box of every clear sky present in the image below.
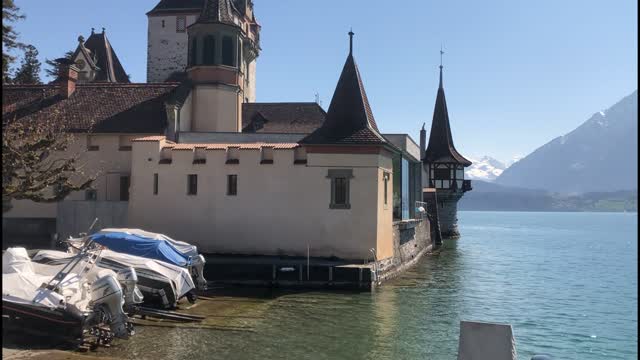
[9,0,638,162]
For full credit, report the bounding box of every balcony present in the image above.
[462,180,472,192]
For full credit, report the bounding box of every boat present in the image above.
[33,248,196,309]
[65,228,207,291]
[2,246,140,346]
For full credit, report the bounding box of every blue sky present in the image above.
[8,0,638,162]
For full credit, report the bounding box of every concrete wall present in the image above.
[128,138,394,260]
[56,200,128,240]
[3,133,151,219]
[191,85,242,132]
[147,14,199,82]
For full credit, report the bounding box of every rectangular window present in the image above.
[327,169,353,209]
[222,36,234,66]
[187,174,197,195]
[153,173,158,195]
[434,168,450,180]
[383,172,390,206]
[227,175,237,196]
[176,16,186,32]
[119,176,130,201]
[85,189,97,201]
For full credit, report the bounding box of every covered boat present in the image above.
[67,228,207,290]
[33,249,195,309]
[2,247,139,345]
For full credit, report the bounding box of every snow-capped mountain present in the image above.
[465,156,507,182]
[496,90,638,193]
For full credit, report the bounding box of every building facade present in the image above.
[2,1,470,268]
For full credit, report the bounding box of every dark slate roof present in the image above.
[299,53,387,145]
[242,103,326,134]
[147,0,204,15]
[197,0,237,25]
[2,84,179,133]
[73,32,129,83]
[423,67,472,166]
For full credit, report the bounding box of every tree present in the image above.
[12,44,41,84]
[2,0,26,83]
[45,50,74,81]
[2,113,95,213]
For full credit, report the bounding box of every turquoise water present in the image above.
[103,211,638,359]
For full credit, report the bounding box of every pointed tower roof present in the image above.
[196,0,238,25]
[300,31,386,145]
[75,29,129,83]
[424,63,472,166]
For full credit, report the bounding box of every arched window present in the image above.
[222,36,234,66]
[190,37,199,66]
[203,35,215,65]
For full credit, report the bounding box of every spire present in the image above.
[299,31,386,145]
[348,28,354,55]
[439,45,444,89]
[423,52,472,167]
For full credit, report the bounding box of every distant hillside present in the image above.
[460,180,637,212]
[496,90,638,193]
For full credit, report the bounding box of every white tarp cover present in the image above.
[2,248,70,309]
[34,249,195,298]
[97,228,199,258]
[457,321,518,360]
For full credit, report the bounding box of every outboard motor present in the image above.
[116,267,144,309]
[190,254,208,291]
[89,272,131,339]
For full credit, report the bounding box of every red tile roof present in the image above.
[241,102,326,134]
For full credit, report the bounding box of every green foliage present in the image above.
[2,0,26,83]
[45,50,74,81]
[12,44,41,84]
[2,114,95,212]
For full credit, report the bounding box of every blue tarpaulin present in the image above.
[89,232,191,267]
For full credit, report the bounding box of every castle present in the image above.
[2,0,471,269]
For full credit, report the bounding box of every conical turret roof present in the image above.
[300,36,386,145]
[424,66,472,166]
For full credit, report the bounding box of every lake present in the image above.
[99,211,638,359]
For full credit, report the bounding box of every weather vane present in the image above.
[440,44,444,68]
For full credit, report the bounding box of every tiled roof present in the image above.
[299,53,387,145]
[2,83,179,133]
[147,0,204,15]
[197,0,237,25]
[424,68,472,166]
[166,142,298,150]
[133,135,169,142]
[241,102,326,134]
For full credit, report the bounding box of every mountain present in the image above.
[465,156,507,182]
[460,180,637,212]
[496,90,638,193]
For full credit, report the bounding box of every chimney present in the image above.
[419,122,426,161]
[56,58,78,99]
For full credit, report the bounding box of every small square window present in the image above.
[187,174,197,195]
[85,189,97,201]
[227,175,237,196]
[176,16,186,33]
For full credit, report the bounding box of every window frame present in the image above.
[326,169,353,209]
[85,189,97,201]
[176,15,186,33]
[203,35,216,65]
[153,173,159,195]
[187,174,198,196]
[221,35,234,66]
[383,172,390,208]
[227,174,238,196]
[119,175,130,201]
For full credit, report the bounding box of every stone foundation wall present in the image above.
[376,218,432,283]
[436,191,463,238]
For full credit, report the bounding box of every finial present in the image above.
[348,28,355,55]
[91,27,95,34]
[421,122,425,131]
[78,35,85,43]
[439,45,445,89]
[102,27,106,34]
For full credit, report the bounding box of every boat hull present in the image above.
[2,300,86,343]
